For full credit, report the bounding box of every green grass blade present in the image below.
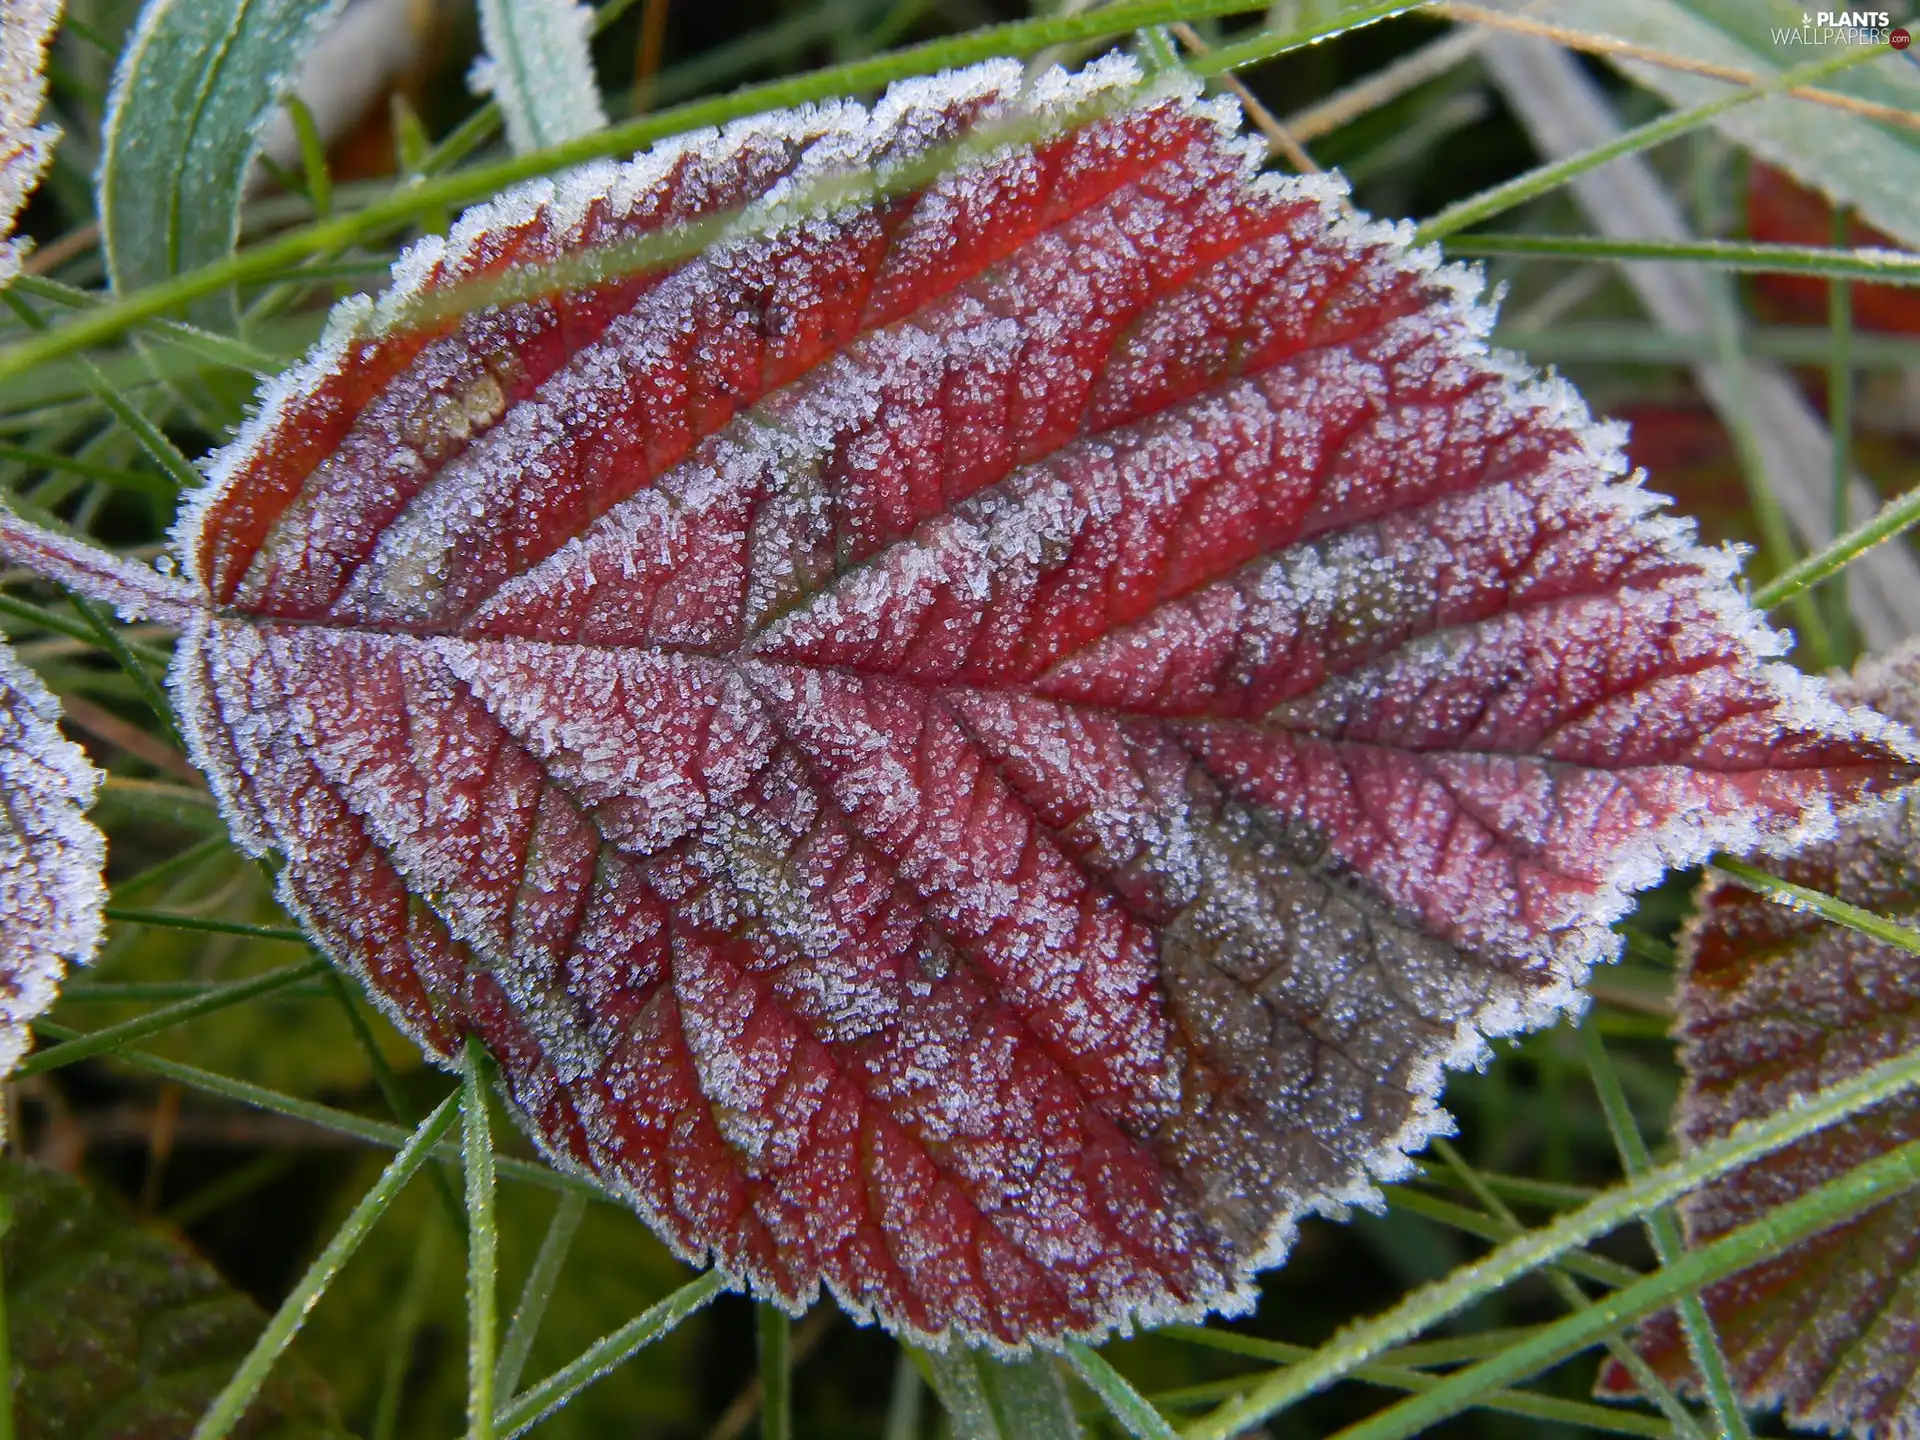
[372,1214,442,1440]
[103,904,307,942]
[0,442,173,498]
[1581,1024,1747,1440]
[1426,1138,1705,1440]
[1182,1038,1920,1440]
[192,1093,461,1440]
[0,594,174,671]
[1320,1136,1920,1440]
[0,289,203,493]
[1154,1329,1677,1438]
[18,956,326,1077]
[494,1269,729,1437]
[1066,1340,1179,1440]
[8,274,286,373]
[758,1304,793,1440]
[1754,480,1920,612]
[884,1348,925,1440]
[494,1190,588,1399]
[29,1021,606,1198]
[1712,857,1920,959]
[1190,2,1428,74]
[463,1038,499,1440]
[1414,44,1895,244]
[1385,1189,1643,1290]
[1443,234,1920,283]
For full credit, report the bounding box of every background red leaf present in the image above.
[1603,643,1920,1439]
[6,57,1910,1348]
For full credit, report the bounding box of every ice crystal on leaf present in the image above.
[2,57,1916,1349]
[1603,644,1920,1440]
[0,643,104,1087]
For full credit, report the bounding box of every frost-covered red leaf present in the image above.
[0,640,104,1086]
[0,0,60,287]
[1602,644,1920,1439]
[4,57,1915,1349]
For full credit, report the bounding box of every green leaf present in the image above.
[469,0,608,155]
[0,1159,349,1439]
[1518,0,1920,248]
[99,0,345,328]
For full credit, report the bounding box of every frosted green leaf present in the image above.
[468,0,607,156]
[100,0,344,328]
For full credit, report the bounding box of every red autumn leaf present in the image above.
[1602,643,1920,1439]
[4,58,1916,1349]
[0,642,104,1088]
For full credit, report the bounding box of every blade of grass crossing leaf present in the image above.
[66,588,184,743]
[16,956,327,1077]
[1427,1138,1707,1440]
[1756,481,1920,612]
[1414,43,1896,243]
[1712,857,1920,959]
[192,1093,460,1440]
[1182,1038,1920,1440]
[1065,1341,1179,1440]
[494,1189,588,1399]
[0,0,1414,383]
[1442,234,1920,284]
[1580,1023,1749,1440]
[100,0,345,329]
[464,1037,500,1440]
[494,1269,729,1437]
[1317,1136,1920,1440]
[758,1304,792,1440]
